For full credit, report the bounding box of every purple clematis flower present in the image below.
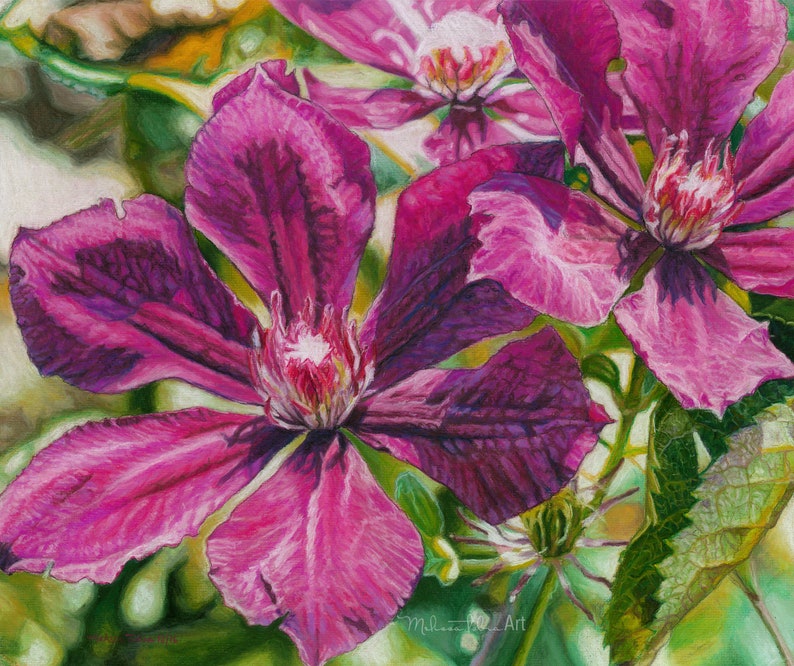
[0,63,606,665]
[468,0,794,415]
[268,0,560,164]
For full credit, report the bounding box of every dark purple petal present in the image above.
[363,143,562,390]
[9,196,259,404]
[734,72,794,224]
[355,329,606,524]
[372,279,536,391]
[614,260,794,415]
[469,174,629,326]
[305,72,442,129]
[0,409,291,583]
[185,66,376,321]
[610,0,787,160]
[704,228,794,298]
[501,0,644,212]
[207,432,423,666]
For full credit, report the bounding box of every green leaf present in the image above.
[581,354,622,396]
[604,394,701,663]
[639,401,794,664]
[750,293,794,363]
[604,381,794,664]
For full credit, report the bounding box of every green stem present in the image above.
[511,568,556,666]
[733,562,794,666]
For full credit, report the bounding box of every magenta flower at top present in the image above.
[467,0,794,414]
[268,0,559,163]
[0,63,605,665]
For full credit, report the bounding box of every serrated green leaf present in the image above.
[604,382,794,664]
[639,401,794,664]
[605,394,700,663]
[750,293,794,363]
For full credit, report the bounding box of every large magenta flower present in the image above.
[468,0,794,414]
[268,0,559,164]
[0,64,605,665]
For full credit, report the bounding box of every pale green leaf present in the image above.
[642,402,794,663]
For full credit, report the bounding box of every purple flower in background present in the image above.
[469,0,794,414]
[0,63,605,665]
[269,0,560,163]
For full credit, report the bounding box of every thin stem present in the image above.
[590,412,634,510]
[511,567,556,666]
[733,562,794,666]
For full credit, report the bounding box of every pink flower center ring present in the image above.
[415,12,514,103]
[643,131,741,251]
[251,295,374,430]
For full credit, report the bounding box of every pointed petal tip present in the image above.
[589,401,613,425]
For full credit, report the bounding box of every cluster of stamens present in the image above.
[250,295,373,430]
[418,41,510,101]
[643,131,740,252]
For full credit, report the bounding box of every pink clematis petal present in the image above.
[185,65,376,322]
[501,0,644,212]
[363,143,561,391]
[609,0,787,160]
[423,107,537,165]
[734,71,794,225]
[704,228,794,299]
[354,329,606,524]
[269,0,424,76]
[9,195,259,404]
[304,72,442,129]
[0,409,295,583]
[614,260,794,415]
[270,0,502,78]
[212,61,301,112]
[207,432,423,666]
[469,174,629,327]
[487,83,561,137]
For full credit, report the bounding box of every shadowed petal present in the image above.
[610,0,786,159]
[355,329,606,524]
[469,174,628,327]
[614,261,794,414]
[9,196,259,404]
[185,66,376,321]
[207,432,423,666]
[704,228,794,298]
[362,144,560,390]
[305,73,442,129]
[0,409,293,583]
[734,72,794,224]
[501,0,644,212]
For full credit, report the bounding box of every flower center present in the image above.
[251,296,373,430]
[643,131,740,251]
[415,12,513,102]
